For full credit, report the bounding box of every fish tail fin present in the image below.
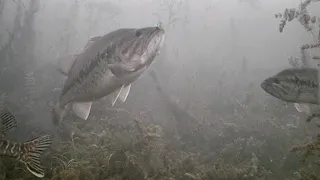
[19,134,53,178]
[0,109,17,136]
[52,101,65,125]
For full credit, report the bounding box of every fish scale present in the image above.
[54,26,165,123]
[261,67,320,113]
[0,109,52,178]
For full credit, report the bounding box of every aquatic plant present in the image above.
[276,0,320,67]
[276,0,320,179]
[0,1,318,179]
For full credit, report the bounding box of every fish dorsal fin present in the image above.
[57,36,101,76]
[294,103,310,114]
[111,84,132,107]
[89,36,101,42]
[0,109,17,136]
[72,101,93,120]
[83,36,101,50]
[57,54,77,76]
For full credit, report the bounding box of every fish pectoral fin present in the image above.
[112,85,124,107]
[57,35,101,76]
[119,84,131,102]
[0,109,17,136]
[111,84,131,106]
[57,54,77,76]
[72,101,93,120]
[21,134,52,178]
[294,103,303,112]
[88,36,101,42]
[82,36,101,50]
[294,103,310,114]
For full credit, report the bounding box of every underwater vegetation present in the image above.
[275,0,320,179]
[0,0,319,179]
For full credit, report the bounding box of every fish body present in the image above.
[0,109,52,178]
[261,68,319,113]
[54,26,165,123]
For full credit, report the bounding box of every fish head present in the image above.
[117,26,165,68]
[135,26,165,55]
[261,68,319,104]
[261,71,300,102]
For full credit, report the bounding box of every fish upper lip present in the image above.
[152,26,165,36]
[145,27,165,48]
[261,81,267,90]
[261,80,280,97]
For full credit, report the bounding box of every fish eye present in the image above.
[135,30,142,37]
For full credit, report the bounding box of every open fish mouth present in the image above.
[152,26,165,36]
[261,80,282,98]
[260,80,268,92]
[261,80,298,102]
[148,26,165,44]
[140,27,165,64]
